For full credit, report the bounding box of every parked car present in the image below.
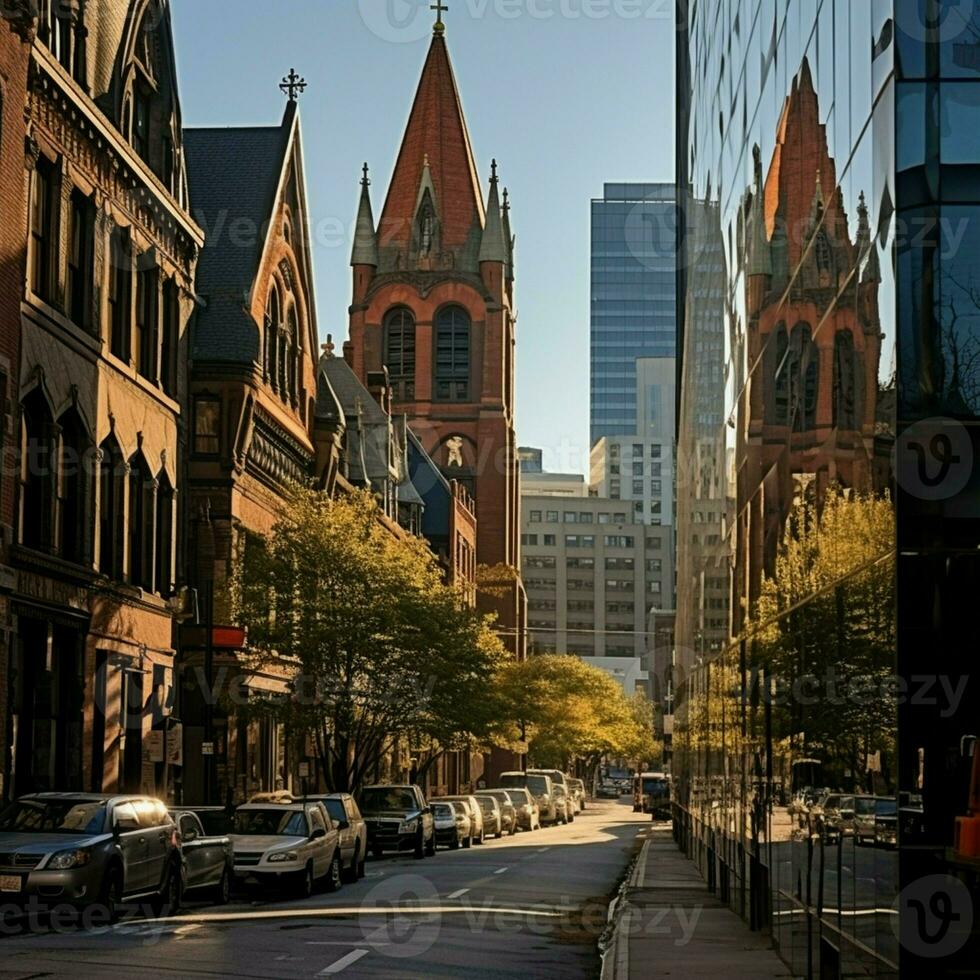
[432,801,469,849]
[553,783,574,824]
[873,797,898,848]
[569,778,588,810]
[474,795,504,838]
[489,786,540,831]
[851,795,878,845]
[169,809,233,904]
[231,799,341,897]
[598,781,620,799]
[480,790,518,835]
[358,785,435,859]
[433,795,485,845]
[305,794,367,882]
[633,772,671,818]
[0,793,182,922]
[500,771,558,825]
[528,769,572,809]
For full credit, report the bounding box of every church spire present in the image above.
[856,190,880,284]
[479,159,508,264]
[502,186,514,282]
[378,31,485,270]
[351,162,379,267]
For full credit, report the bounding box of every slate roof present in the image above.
[184,126,288,362]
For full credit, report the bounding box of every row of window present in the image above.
[609,444,663,459]
[522,535,662,551]
[31,160,180,397]
[382,305,472,401]
[21,392,173,593]
[527,510,631,524]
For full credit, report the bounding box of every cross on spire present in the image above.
[490,158,498,182]
[322,334,336,358]
[431,0,448,33]
[280,68,307,103]
[362,162,370,187]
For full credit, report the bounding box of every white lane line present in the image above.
[494,867,509,875]
[537,847,550,852]
[447,888,470,899]
[318,948,370,975]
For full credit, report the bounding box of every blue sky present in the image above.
[171,0,675,473]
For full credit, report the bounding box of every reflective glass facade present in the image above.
[591,183,677,444]
[675,1,980,976]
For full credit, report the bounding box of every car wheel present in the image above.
[496,830,504,839]
[450,836,460,850]
[213,868,231,905]
[99,865,123,925]
[152,864,181,918]
[324,852,343,893]
[463,835,472,848]
[296,862,315,898]
[509,825,517,836]
[476,829,485,845]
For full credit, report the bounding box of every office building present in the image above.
[590,183,677,445]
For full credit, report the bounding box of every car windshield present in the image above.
[643,778,669,797]
[854,797,876,815]
[485,791,509,803]
[0,799,107,835]
[234,808,308,836]
[475,798,496,811]
[321,799,346,822]
[875,799,897,816]
[360,789,416,812]
[432,803,454,817]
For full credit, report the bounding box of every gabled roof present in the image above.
[378,34,485,257]
[185,104,317,364]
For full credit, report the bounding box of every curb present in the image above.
[600,834,651,980]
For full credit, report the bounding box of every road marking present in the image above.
[318,948,370,975]
[494,867,508,875]
[447,888,469,899]
[537,847,550,853]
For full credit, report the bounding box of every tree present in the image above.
[232,486,507,793]
[496,654,661,772]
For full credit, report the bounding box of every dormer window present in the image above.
[133,85,151,161]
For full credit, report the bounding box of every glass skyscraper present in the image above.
[674,1,980,977]
[590,183,676,445]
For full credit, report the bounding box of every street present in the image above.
[0,800,646,979]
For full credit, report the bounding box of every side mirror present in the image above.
[310,827,326,840]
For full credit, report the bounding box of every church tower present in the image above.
[347,18,526,659]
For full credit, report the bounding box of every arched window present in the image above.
[768,323,789,425]
[128,453,155,591]
[287,307,299,404]
[58,409,91,565]
[20,390,55,551]
[789,323,818,433]
[99,437,125,580]
[265,287,280,389]
[384,308,416,399]
[155,472,174,595]
[833,330,858,430]
[435,306,470,401]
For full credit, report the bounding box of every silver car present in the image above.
[0,793,182,922]
[432,796,485,845]
[474,795,504,839]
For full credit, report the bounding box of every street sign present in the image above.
[201,741,215,756]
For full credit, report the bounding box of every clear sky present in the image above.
[171,0,675,474]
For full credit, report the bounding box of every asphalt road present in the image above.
[0,798,647,979]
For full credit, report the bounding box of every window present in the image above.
[567,599,594,612]
[67,190,95,329]
[30,158,54,302]
[647,538,662,550]
[521,533,538,546]
[58,410,90,564]
[565,535,579,547]
[579,512,591,523]
[384,308,416,399]
[610,444,620,458]
[598,513,611,524]
[128,455,155,590]
[136,260,159,380]
[633,480,644,495]
[529,510,542,523]
[606,601,635,614]
[604,535,634,547]
[650,444,661,458]
[20,391,55,551]
[647,581,662,594]
[109,227,132,361]
[543,534,556,546]
[193,396,221,455]
[606,578,633,591]
[613,513,627,522]
[651,480,661,493]
[435,306,470,400]
[546,510,559,522]
[567,557,595,569]
[264,288,281,388]
[833,330,858,429]
[132,85,151,162]
[160,279,179,396]
[99,437,125,579]
[610,464,620,475]
[524,555,556,569]
[651,501,662,515]
[632,462,644,476]
[632,444,643,458]
[650,463,662,477]
[581,535,595,547]
[646,559,662,573]
[156,474,174,594]
[606,557,635,570]
[287,307,299,404]
[563,512,577,523]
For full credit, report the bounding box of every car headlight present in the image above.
[399,818,419,834]
[267,850,298,863]
[48,849,92,870]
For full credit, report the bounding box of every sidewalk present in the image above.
[602,828,796,978]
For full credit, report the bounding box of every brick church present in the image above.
[344,19,527,665]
